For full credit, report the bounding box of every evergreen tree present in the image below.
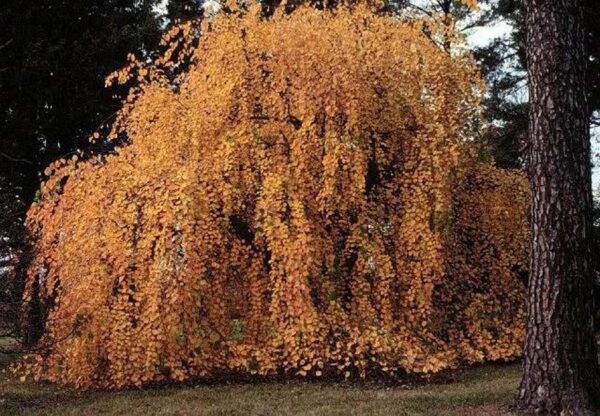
[474,0,600,168]
[166,0,204,23]
[0,0,162,204]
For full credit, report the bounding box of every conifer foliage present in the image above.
[18,3,529,388]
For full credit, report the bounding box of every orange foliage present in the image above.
[18,3,529,388]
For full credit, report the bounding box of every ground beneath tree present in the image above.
[1,349,519,416]
[461,404,513,416]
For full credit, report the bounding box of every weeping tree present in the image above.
[16,3,530,389]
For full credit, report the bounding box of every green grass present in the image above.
[0,351,520,416]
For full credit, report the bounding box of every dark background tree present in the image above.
[167,0,204,22]
[0,176,28,349]
[515,0,600,414]
[0,0,164,346]
[475,0,600,169]
[0,0,162,205]
[474,0,528,168]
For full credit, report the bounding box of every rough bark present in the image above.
[515,0,600,415]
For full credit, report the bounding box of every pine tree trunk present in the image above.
[515,0,600,414]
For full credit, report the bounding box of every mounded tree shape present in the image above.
[18,3,530,389]
[515,0,600,414]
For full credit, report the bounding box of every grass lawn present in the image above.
[1,349,521,416]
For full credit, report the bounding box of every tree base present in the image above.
[514,380,600,416]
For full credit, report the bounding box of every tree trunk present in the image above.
[515,0,600,414]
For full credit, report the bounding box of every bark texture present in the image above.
[515,0,600,414]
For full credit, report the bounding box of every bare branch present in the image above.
[0,151,35,165]
[0,38,13,51]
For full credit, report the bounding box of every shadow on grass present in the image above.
[0,352,521,416]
